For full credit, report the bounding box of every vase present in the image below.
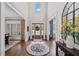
[66,35,74,49]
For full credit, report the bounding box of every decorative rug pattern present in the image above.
[26,41,49,56]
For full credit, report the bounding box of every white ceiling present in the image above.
[5,3,21,19]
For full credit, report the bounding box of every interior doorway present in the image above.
[32,23,44,39]
[5,19,25,51]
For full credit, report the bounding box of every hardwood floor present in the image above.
[5,40,54,56]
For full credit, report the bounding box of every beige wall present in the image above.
[48,2,66,41]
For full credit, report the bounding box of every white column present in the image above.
[47,20,49,40]
[55,11,59,41]
[25,19,28,42]
[43,2,47,40]
[43,23,45,40]
[24,2,29,42]
[45,22,47,40]
[28,20,30,39]
[45,3,49,40]
[0,2,5,56]
[28,20,32,39]
[0,2,1,55]
[43,19,47,40]
[28,2,32,40]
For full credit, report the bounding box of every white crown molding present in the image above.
[5,17,22,20]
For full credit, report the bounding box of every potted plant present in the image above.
[62,20,67,44]
[65,25,75,48]
[63,20,75,48]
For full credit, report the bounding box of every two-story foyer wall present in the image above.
[5,3,26,41]
[5,3,21,20]
[48,2,66,41]
[29,2,47,23]
[11,2,28,19]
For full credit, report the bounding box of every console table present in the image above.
[56,41,79,56]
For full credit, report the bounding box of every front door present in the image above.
[32,23,44,39]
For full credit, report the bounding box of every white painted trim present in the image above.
[47,20,49,40]
[5,17,22,20]
[25,20,29,42]
[6,21,20,24]
[1,2,5,56]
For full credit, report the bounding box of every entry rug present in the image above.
[26,41,49,56]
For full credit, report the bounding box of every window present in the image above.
[35,2,41,13]
[74,3,79,44]
[62,2,79,45]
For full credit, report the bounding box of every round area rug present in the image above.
[26,42,49,56]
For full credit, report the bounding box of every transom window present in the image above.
[35,2,41,13]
